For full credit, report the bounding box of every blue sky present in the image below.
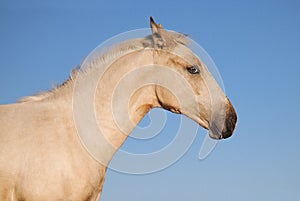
[1,0,300,201]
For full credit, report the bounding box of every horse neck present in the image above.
[94,49,161,146]
[73,48,160,165]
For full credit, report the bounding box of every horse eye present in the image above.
[187,65,200,74]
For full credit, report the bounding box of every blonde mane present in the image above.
[18,32,188,103]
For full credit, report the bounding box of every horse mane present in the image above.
[17,68,79,103]
[18,32,189,103]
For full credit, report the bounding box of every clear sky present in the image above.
[1,0,300,201]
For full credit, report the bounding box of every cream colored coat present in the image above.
[0,18,237,201]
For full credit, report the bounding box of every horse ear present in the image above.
[150,16,163,34]
[150,16,167,48]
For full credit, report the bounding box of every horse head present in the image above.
[149,17,237,139]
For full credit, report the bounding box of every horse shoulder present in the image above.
[0,101,105,201]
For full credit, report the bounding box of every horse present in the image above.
[0,17,237,201]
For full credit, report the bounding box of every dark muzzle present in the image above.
[221,100,237,139]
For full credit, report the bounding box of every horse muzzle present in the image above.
[209,99,237,140]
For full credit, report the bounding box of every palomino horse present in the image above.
[0,17,237,201]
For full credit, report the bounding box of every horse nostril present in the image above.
[221,105,237,139]
[228,115,237,131]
